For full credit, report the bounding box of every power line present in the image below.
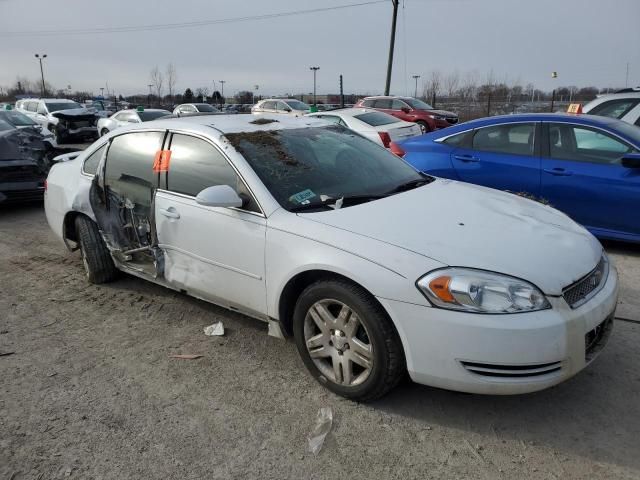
[0,1,387,37]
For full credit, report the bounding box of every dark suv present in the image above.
[355,96,458,132]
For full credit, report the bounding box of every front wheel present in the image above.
[416,120,430,134]
[100,128,109,137]
[293,279,405,401]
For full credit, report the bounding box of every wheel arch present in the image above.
[62,211,91,249]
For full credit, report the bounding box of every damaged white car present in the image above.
[16,98,98,144]
[44,115,618,401]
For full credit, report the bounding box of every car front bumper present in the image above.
[377,263,618,394]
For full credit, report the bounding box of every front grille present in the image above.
[71,121,91,128]
[563,256,608,309]
[461,361,562,378]
[585,316,613,362]
[0,167,41,183]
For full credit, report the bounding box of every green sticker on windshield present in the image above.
[289,189,316,204]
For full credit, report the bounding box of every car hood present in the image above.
[425,109,457,117]
[301,179,601,295]
[51,108,97,120]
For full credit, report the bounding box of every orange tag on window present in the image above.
[153,150,171,172]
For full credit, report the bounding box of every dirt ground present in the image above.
[1,204,639,480]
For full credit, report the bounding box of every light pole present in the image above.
[100,87,105,98]
[412,75,421,98]
[219,80,226,106]
[147,84,153,107]
[309,67,320,106]
[550,71,558,112]
[34,54,47,97]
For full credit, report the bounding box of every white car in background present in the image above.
[308,108,422,151]
[16,98,98,144]
[583,91,640,127]
[172,103,219,116]
[97,108,171,136]
[251,98,310,116]
[44,114,617,401]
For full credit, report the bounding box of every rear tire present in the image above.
[293,279,405,402]
[75,216,118,284]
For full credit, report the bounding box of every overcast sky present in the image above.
[1,0,638,97]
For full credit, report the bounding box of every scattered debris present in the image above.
[464,439,486,463]
[249,118,279,125]
[308,407,333,455]
[169,354,203,360]
[0,351,15,357]
[203,321,224,336]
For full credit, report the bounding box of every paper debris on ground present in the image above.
[169,354,203,360]
[308,407,333,455]
[204,321,225,336]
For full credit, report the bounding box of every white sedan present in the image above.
[97,108,170,136]
[44,114,617,401]
[307,108,422,151]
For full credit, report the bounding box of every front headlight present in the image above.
[416,268,550,314]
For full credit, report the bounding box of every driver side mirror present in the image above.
[283,107,292,112]
[401,107,411,113]
[195,185,244,208]
[621,153,640,169]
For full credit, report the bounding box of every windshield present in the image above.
[139,110,171,121]
[354,111,399,126]
[404,98,434,110]
[194,104,218,112]
[45,102,82,112]
[285,100,310,111]
[0,110,36,126]
[226,126,424,211]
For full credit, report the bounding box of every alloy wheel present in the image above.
[303,299,373,387]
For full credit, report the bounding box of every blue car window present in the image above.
[549,123,635,165]
[472,123,535,156]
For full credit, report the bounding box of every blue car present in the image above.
[400,113,640,242]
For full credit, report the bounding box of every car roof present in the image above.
[593,92,640,100]
[308,107,400,119]
[361,95,412,100]
[438,113,627,131]
[120,113,329,137]
[121,108,170,113]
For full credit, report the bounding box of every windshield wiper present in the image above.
[385,176,434,195]
[289,194,387,213]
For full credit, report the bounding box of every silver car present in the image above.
[251,98,310,116]
[97,108,171,136]
[172,103,219,117]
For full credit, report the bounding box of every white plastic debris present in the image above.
[307,407,333,455]
[203,321,224,336]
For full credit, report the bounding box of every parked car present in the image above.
[355,96,458,132]
[251,98,310,116]
[0,118,48,203]
[97,108,171,136]
[172,103,219,117]
[582,92,640,127]
[45,114,617,401]
[307,108,421,150]
[0,108,57,149]
[16,98,98,144]
[399,113,640,243]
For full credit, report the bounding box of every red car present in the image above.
[355,96,458,132]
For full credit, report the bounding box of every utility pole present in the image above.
[550,71,558,112]
[339,74,344,108]
[100,87,104,98]
[147,84,153,107]
[412,75,421,98]
[219,80,226,105]
[626,62,630,88]
[35,53,47,97]
[310,66,320,106]
[384,0,399,96]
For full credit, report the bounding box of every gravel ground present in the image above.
[1,204,639,480]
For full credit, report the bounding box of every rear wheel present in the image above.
[293,279,405,401]
[75,216,118,284]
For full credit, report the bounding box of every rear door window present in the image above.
[104,131,164,208]
[472,123,536,156]
[354,111,398,126]
[261,101,276,110]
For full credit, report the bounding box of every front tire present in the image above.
[293,279,405,401]
[100,128,109,137]
[416,120,430,133]
[75,216,118,284]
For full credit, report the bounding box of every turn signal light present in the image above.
[428,276,455,303]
